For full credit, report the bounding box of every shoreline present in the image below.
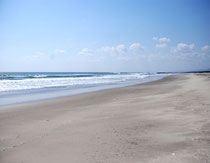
[0,74,168,108]
[0,73,209,162]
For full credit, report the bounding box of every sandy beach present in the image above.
[0,73,210,163]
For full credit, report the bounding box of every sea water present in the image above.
[0,72,169,106]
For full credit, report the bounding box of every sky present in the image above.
[0,0,210,72]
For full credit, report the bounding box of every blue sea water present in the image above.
[0,72,170,106]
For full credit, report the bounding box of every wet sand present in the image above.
[0,73,210,163]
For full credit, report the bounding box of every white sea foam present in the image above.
[0,73,158,92]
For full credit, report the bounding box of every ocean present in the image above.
[0,72,169,106]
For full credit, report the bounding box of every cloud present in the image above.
[99,44,126,55]
[152,37,158,41]
[78,48,93,56]
[202,45,210,52]
[100,46,115,54]
[159,37,171,42]
[201,45,210,57]
[55,49,65,54]
[80,43,145,61]
[152,37,171,42]
[30,51,45,58]
[156,43,167,48]
[116,44,126,54]
[25,51,46,60]
[173,43,195,55]
[129,43,144,51]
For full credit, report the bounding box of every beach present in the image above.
[0,73,210,163]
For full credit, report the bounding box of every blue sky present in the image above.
[0,0,210,72]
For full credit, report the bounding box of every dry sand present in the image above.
[0,73,210,163]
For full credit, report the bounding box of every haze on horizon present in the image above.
[0,0,210,72]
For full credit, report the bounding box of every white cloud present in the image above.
[152,37,171,42]
[173,43,195,55]
[159,37,171,42]
[152,37,158,41]
[79,48,93,56]
[116,44,126,54]
[31,51,45,58]
[99,44,126,55]
[80,43,145,60]
[99,46,116,55]
[55,49,65,54]
[129,43,144,51]
[202,45,210,52]
[156,43,167,48]
[25,51,46,60]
